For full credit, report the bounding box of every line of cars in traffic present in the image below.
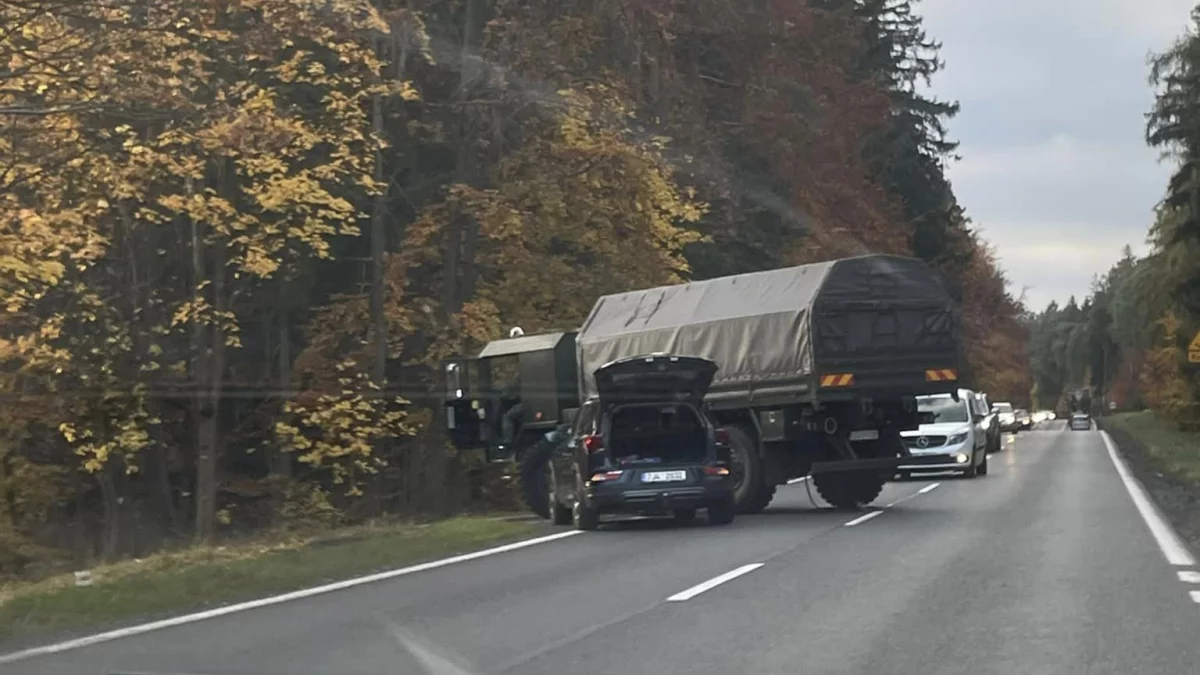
[897,391,1053,479]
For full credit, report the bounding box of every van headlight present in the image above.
[947,432,968,445]
[954,453,969,464]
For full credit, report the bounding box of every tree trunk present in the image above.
[97,466,121,560]
[370,87,389,387]
[191,161,230,543]
[443,0,489,318]
[188,176,214,542]
[271,304,293,479]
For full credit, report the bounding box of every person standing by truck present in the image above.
[499,375,526,448]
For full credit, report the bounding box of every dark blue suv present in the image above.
[546,355,737,530]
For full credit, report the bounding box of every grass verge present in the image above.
[0,516,541,640]
[1104,411,1200,484]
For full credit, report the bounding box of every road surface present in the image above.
[5,422,1199,675]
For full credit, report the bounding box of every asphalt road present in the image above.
[6,422,1200,675]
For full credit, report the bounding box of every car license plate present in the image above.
[849,429,880,441]
[642,470,687,483]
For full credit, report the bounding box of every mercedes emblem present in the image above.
[916,436,930,448]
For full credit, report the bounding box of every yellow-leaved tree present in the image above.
[397,85,706,362]
[2,0,420,547]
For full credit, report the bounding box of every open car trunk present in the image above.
[607,403,707,466]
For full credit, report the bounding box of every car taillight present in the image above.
[703,465,730,476]
[714,428,731,445]
[590,470,624,482]
[583,434,604,453]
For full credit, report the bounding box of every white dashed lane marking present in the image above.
[666,563,765,602]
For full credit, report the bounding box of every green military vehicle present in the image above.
[443,254,964,513]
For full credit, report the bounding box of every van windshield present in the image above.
[916,396,970,424]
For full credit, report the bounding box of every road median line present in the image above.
[666,563,764,602]
[844,510,883,527]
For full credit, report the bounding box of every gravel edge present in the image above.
[1098,419,1200,557]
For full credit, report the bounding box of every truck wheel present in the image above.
[519,435,557,519]
[814,473,883,510]
[850,473,884,504]
[727,426,776,514]
[549,472,572,525]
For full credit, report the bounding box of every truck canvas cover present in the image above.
[576,254,958,402]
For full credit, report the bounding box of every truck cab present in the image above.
[443,331,580,462]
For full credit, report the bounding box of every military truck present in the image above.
[443,254,965,512]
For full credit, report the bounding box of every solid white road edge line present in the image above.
[844,510,883,527]
[917,482,940,495]
[1101,431,1196,567]
[666,563,764,602]
[1191,590,1200,604]
[1178,570,1200,583]
[0,529,584,665]
[786,476,808,485]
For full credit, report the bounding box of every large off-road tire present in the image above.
[519,434,558,519]
[727,426,776,514]
[813,472,884,510]
[548,470,572,525]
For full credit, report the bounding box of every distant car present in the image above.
[1069,413,1091,431]
[993,401,1018,433]
[1015,409,1033,431]
[548,354,737,530]
[898,389,988,479]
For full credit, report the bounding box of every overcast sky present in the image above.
[919,0,1196,311]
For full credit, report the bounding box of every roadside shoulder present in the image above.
[1,516,553,656]
[1099,413,1200,558]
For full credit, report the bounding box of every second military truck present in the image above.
[444,253,965,512]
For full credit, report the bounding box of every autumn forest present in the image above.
[0,0,1030,576]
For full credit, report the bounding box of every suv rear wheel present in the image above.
[573,498,599,531]
[673,508,697,525]
[707,497,736,525]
